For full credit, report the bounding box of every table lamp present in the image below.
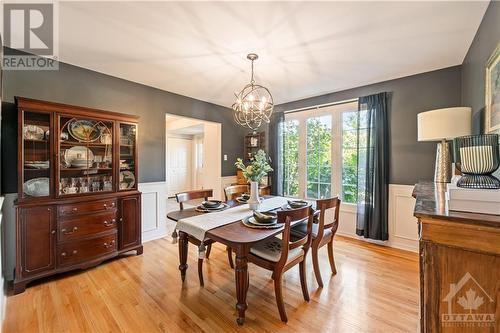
[417,107,472,183]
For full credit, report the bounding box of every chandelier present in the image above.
[232,53,274,131]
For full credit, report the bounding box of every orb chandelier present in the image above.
[232,53,274,131]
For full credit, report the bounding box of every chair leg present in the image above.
[327,239,337,275]
[205,243,212,259]
[311,246,324,287]
[198,258,204,287]
[227,246,234,269]
[299,260,310,302]
[273,272,288,323]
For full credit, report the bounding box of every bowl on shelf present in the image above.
[71,158,93,168]
[202,200,222,209]
[253,211,277,224]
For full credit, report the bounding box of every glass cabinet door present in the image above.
[22,111,52,199]
[119,123,137,191]
[58,116,114,196]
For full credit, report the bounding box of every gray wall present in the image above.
[461,1,500,134]
[2,48,248,193]
[275,66,462,185]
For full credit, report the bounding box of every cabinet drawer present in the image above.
[57,234,117,267]
[58,212,117,242]
[58,199,117,217]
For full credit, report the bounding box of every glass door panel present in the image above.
[306,115,332,199]
[119,123,137,191]
[58,116,114,196]
[22,111,51,198]
[283,120,299,197]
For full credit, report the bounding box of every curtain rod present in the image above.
[283,98,358,114]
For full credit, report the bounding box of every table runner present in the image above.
[175,196,290,244]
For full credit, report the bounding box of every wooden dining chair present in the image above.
[224,184,249,201]
[247,206,314,322]
[175,189,216,286]
[291,197,341,288]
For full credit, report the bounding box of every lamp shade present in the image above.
[417,107,471,142]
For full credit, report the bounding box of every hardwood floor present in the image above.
[3,235,419,333]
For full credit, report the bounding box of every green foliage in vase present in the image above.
[235,149,273,182]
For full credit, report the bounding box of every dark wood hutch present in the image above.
[14,97,142,294]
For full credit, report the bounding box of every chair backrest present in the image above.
[224,185,249,201]
[259,185,271,196]
[175,189,213,210]
[276,205,314,265]
[315,197,341,239]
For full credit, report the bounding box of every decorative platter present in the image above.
[23,125,45,140]
[120,171,136,189]
[242,216,282,229]
[64,146,94,166]
[195,203,230,213]
[23,177,50,197]
[25,160,50,169]
[68,120,101,142]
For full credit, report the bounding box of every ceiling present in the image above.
[58,1,489,107]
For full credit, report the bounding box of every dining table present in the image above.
[167,196,315,325]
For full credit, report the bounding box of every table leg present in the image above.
[178,231,188,282]
[234,245,250,325]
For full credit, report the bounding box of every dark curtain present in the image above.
[356,92,390,240]
[268,111,284,196]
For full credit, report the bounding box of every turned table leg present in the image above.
[234,245,250,325]
[178,231,188,282]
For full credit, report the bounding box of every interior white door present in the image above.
[167,137,193,197]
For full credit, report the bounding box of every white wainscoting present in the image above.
[138,182,168,243]
[335,184,418,252]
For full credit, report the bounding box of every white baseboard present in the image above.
[138,182,168,243]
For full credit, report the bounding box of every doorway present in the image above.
[165,114,222,199]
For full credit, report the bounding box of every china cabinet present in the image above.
[14,97,142,294]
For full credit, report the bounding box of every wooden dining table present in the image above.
[167,197,314,325]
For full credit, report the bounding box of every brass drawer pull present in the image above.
[71,207,78,213]
[103,219,116,227]
[103,202,115,209]
[62,226,78,235]
[103,240,115,249]
[61,250,78,257]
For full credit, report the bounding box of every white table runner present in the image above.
[175,196,290,243]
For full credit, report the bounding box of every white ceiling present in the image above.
[58,1,489,107]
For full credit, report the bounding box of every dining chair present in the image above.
[224,184,249,201]
[291,197,341,288]
[175,189,215,286]
[247,205,314,322]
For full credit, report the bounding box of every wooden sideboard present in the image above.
[413,182,500,333]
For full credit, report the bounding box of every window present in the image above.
[283,101,365,203]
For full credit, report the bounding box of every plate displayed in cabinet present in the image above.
[25,160,50,169]
[120,171,135,189]
[64,146,94,167]
[23,125,45,140]
[23,177,50,196]
[68,120,101,142]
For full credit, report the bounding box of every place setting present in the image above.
[241,199,311,229]
[235,192,264,203]
[195,199,230,213]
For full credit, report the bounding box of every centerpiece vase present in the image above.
[248,181,261,211]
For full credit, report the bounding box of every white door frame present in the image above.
[165,114,222,199]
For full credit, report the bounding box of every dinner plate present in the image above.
[68,119,101,142]
[64,146,94,166]
[247,216,277,226]
[236,196,264,203]
[25,161,50,169]
[195,203,229,213]
[242,217,281,229]
[23,125,45,140]
[120,171,136,189]
[23,177,50,197]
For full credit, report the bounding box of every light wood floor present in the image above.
[3,236,419,333]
